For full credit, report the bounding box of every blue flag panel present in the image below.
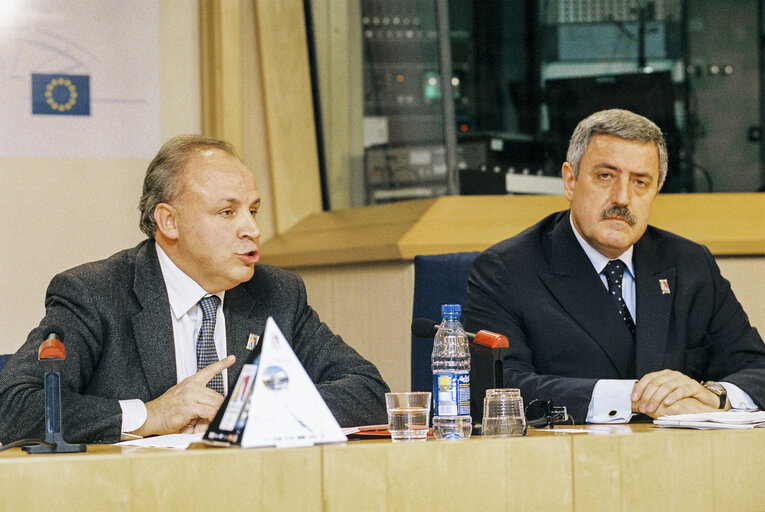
[32,74,91,116]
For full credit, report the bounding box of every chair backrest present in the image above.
[0,354,11,374]
[411,251,479,393]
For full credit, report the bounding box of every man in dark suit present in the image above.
[0,135,389,444]
[464,109,765,424]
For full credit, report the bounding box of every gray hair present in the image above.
[566,109,668,188]
[138,135,238,237]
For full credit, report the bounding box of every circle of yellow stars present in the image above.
[44,78,78,112]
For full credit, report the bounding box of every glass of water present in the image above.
[385,392,431,441]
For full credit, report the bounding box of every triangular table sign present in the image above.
[239,317,347,448]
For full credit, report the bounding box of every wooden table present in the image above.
[2,424,764,511]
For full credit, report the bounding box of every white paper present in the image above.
[654,410,765,430]
[116,433,204,450]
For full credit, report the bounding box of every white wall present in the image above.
[0,2,202,353]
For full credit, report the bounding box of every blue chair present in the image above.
[411,251,509,427]
[0,354,11,373]
[410,251,479,393]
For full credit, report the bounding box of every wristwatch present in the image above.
[702,381,727,409]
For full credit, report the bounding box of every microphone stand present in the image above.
[23,338,86,454]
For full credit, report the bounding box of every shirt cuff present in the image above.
[119,399,148,435]
[586,379,636,423]
[720,382,759,411]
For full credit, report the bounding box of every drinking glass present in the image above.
[482,388,525,437]
[385,392,431,441]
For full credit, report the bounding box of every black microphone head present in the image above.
[412,318,438,338]
[42,324,65,342]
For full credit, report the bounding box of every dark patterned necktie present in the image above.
[603,260,636,337]
[196,295,224,393]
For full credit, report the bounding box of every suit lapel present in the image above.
[539,215,635,378]
[223,283,264,388]
[634,234,675,376]
[131,241,178,399]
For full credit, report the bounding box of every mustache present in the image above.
[601,206,637,226]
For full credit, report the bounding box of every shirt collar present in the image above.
[569,213,635,278]
[155,242,225,319]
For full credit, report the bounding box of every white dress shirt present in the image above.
[567,216,757,422]
[119,243,228,434]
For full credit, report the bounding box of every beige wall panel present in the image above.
[311,0,364,210]
[131,450,252,510]
[2,453,130,510]
[258,446,323,510]
[240,0,276,243]
[131,448,323,511]
[572,435,622,511]
[323,442,390,511]
[717,256,765,331]
[2,445,323,511]
[388,440,506,510]
[1,159,146,352]
[160,1,203,141]
[253,0,322,234]
[712,429,765,510]
[322,438,568,511]
[213,1,243,152]
[295,262,414,392]
[619,430,714,511]
[504,436,574,510]
[3,427,765,510]
[199,0,243,151]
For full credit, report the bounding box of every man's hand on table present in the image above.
[631,369,730,418]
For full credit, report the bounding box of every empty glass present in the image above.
[482,388,525,437]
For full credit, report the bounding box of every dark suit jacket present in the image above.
[464,211,765,423]
[0,240,389,444]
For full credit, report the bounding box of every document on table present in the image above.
[116,433,204,449]
[654,410,765,430]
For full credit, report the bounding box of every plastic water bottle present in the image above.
[431,304,472,439]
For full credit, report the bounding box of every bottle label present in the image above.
[432,372,470,416]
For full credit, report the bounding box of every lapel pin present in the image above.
[246,333,260,350]
[659,279,670,295]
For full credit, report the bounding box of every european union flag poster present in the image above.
[1,1,159,158]
[32,74,90,116]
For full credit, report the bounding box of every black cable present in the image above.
[0,438,55,452]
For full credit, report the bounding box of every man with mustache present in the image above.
[0,135,389,444]
[464,109,765,424]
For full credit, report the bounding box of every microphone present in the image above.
[411,318,509,348]
[412,317,509,427]
[412,317,448,339]
[23,326,86,454]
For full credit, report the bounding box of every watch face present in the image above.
[703,381,727,409]
[703,381,724,395]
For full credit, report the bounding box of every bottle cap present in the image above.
[441,304,462,316]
